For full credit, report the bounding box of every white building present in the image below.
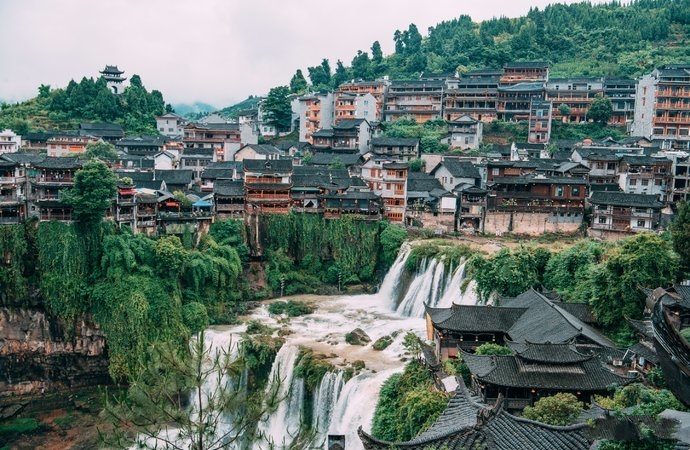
[0,129,21,154]
[156,113,186,137]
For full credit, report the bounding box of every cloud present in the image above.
[0,0,610,107]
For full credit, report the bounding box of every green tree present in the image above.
[379,224,407,268]
[474,343,512,356]
[85,141,118,160]
[102,331,282,450]
[351,50,371,80]
[671,201,690,275]
[331,60,350,88]
[587,94,614,124]
[558,103,572,117]
[522,393,583,426]
[62,160,118,224]
[402,331,423,360]
[307,59,331,88]
[262,86,292,132]
[408,158,424,172]
[289,69,308,94]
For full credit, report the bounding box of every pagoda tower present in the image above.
[99,65,127,94]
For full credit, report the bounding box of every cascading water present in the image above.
[256,344,305,449]
[137,242,479,450]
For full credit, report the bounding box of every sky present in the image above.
[0,0,611,109]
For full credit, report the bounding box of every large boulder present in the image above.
[345,328,371,346]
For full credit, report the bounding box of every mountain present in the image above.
[217,96,261,119]
[172,102,217,118]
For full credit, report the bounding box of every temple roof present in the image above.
[425,304,527,333]
[213,180,244,197]
[462,350,633,391]
[506,341,593,364]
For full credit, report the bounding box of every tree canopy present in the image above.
[63,160,118,224]
[262,86,292,132]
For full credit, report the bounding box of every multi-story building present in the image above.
[0,129,21,154]
[243,159,293,214]
[298,92,334,143]
[444,70,500,122]
[213,180,245,219]
[496,82,544,121]
[632,65,690,149]
[311,119,371,154]
[116,135,168,156]
[527,100,552,144]
[333,92,376,124]
[0,159,26,224]
[79,122,124,143]
[156,113,186,137]
[183,122,242,161]
[370,137,419,161]
[545,77,604,123]
[383,80,444,123]
[361,157,408,222]
[336,79,389,122]
[605,78,637,126]
[488,174,587,214]
[500,62,549,85]
[30,157,82,222]
[618,155,672,201]
[46,133,99,157]
[589,191,663,233]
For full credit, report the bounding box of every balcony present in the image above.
[655,102,690,110]
[40,212,72,222]
[33,176,74,186]
[0,195,20,204]
[216,203,245,212]
[0,176,24,184]
[246,193,291,202]
[0,216,21,224]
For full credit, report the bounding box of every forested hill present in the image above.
[0,74,169,135]
[296,0,690,90]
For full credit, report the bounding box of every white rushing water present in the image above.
[140,243,478,449]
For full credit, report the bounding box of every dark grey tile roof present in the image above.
[372,137,419,147]
[627,318,654,339]
[588,192,663,208]
[201,168,234,180]
[32,156,82,170]
[462,351,632,390]
[213,180,244,196]
[311,129,335,138]
[155,169,193,185]
[430,159,481,179]
[629,342,659,365]
[243,159,293,173]
[333,118,367,130]
[2,153,44,165]
[407,172,445,193]
[428,304,527,333]
[117,135,167,147]
[504,61,549,69]
[79,122,124,138]
[310,152,362,166]
[506,341,593,364]
[115,170,154,181]
[551,301,597,324]
[240,144,281,155]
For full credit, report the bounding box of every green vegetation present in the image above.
[465,246,551,303]
[242,334,285,392]
[294,347,335,392]
[267,300,314,317]
[261,214,398,293]
[373,335,394,351]
[380,118,449,154]
[262,86,292,132]
[0,417,41,437]
[522,393,583,426]
[63,159,118,224]
[671,201,690,276]
[371,359,450,442]
[465,234,679,340]
[596,383,687,416]
[216,95,260,119]
[474,343,512,356]
[406,241,474,272]
[296,0,690,89]
[0,73,167,134]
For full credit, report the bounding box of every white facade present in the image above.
[631,74,656,138]
[156,114,185,137]
[154,151,177,170]
[0,129,21,154]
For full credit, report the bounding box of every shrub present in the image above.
[373,335,394,351]
[522,393,583,426]
[267,300,314,317]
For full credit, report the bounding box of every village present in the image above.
[0,63,687,239]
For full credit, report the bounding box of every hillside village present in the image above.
[0,63,688,239]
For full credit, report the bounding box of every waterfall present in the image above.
[328,369,401,450]
[256,344,304,450]
[311,371,345,447]
[377,242,411,303]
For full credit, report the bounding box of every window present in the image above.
[492,168,500,176]
[637,219,646,227]
[641,179,649,186]
[598,216,607,224]
[655,179,663,186]
[630,179,637,186]
[571,186,580,196]
[555,186,564,197]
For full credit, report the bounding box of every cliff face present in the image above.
[0,307,110,398]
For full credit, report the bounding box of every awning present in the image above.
[192,200,213,208]
[119,189,136,195]
[164,202,179,207]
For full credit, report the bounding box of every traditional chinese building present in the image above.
[243,159,293,214]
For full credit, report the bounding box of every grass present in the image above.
[0,417,42,436]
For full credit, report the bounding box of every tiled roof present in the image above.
[311,129,334,138]
[243,159,293,173]
[427,304,527,333]
[79,122,124,138]
[240,144,281,155]
[213,180,244,197]
[115,170,154,182]
[462,351,632,390]
[407,172,445,193]
[32,156,82,170]
[629,342,659,365]
[503,61,549,69]
[201,168,234,180]
[551,301,597,324]
[372,137,419,147]
[627,318,654,339]
[430,159,481,179]
[588,191,663,208]
[506,341,593,364]
[310,152,362,166]
[333,118,367,130]
[155,169,193,185]
[117,135,167,147]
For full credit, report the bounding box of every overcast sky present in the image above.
[0,0,610,108]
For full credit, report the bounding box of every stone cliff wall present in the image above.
[0,307,110,398]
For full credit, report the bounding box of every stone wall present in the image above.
[484,212,582,235]
[0,308,109,398]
